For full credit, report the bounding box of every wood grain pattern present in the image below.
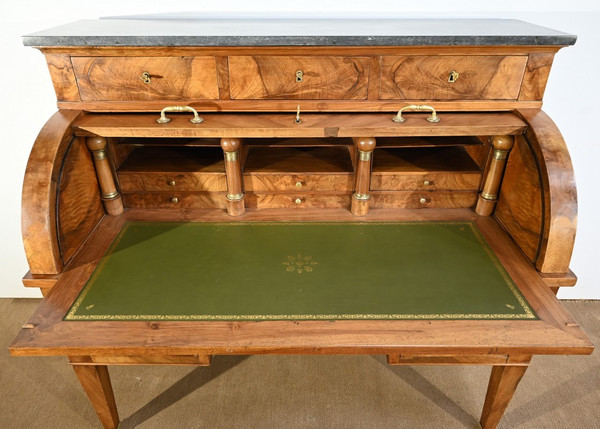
[229,56,370,99]
[495,136,544,262]
[73,112,528,138]
[70,357,119,429]
[380,56,528,100]
[370,191,477,209]
[245,193,352,209]
[371,172,481,191]
[22,110,83,275]
[244,173,354,192]
[244,146,353,173]
[44,53,80,101]
[57,99,543,112]
[22,271,58,289]
[515,109,577,273]
[387,354,510,365]
[540,270,577,287]
[122,192,228,209]
[86,355,212,366]
[118,172,227,193]
[480,361,530,429]
[57,137,105,264]
[518,53,555,101]
[71,56,219,101]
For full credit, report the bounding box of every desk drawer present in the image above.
[229,56,370,99]
[370,191,477,209]
[371,172,480,191]
[118,172,227,193]
[379,55,527,100]
[245,193,352,209]
[244,173,354,192]
[122,192,227,209]
[71,57,219,101]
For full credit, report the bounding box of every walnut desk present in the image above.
[10,18,593,429]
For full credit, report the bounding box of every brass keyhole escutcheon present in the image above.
[296,70,304,83]
[448,70,459,83]
[140,71,151,84]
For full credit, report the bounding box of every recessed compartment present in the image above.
[371,146,482,191]
[243,146,354,193]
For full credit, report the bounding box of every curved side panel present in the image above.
[514,109,577,273]
[21,110,83,274]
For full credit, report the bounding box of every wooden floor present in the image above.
[1,299,598,429]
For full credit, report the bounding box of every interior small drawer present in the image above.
[118,172,227,193]
[245,193,352,209]
[370,191,478,209]
[228,56,370,99]
[71,56,219,101]
[121,192,227,209]
[379,55,527,100]
[370,172,480,191]
[244,173,354,192]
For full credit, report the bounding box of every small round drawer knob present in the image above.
[419,198,428,204]
[295,198,302,205]
[295,181,303,188]
[168,180,176,186]
[171,197,179,204]
[423,180,431,186]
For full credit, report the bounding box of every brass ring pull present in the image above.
[392,105,440,123]
[156,106,204,124]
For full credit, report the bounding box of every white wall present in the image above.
[1,1,599,299]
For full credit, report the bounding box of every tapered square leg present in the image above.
[70,358,119,429]
[480,364,529,429]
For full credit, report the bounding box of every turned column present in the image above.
[351,137,376,216]
[476,135,515,216]
[220,138,245,216]
[86,137,123,216]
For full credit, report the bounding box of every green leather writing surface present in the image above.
[65,222,536,321]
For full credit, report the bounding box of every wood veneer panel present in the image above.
[229,56,370,100]
[495,136,544,262]
[518,53,555,101]
[380,56,527,100]
[57,137,105,264]
[44,53,80,101]
[515,109,577,273]
[22,110,83,275]
[71,56,219,101]
[73,112,527,138]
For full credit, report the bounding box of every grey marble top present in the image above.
[23,17,576,47]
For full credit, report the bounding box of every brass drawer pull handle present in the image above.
[448,70,459,82]
[419,198,428,204]
[295,198,302,205]
[167,180,176,186]
[295,181,303,188]
[157,106,204,124]
[140,71,151,84]
[171,197,179,203]
[296,70,304,82]
[392,105,440,123]
[423,180,431,186]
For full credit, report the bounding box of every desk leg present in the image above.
[480,359,530,429]
[70,357,119,429]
